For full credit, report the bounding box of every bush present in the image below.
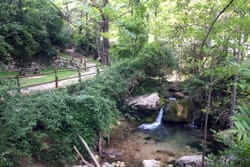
[0,89,119,166]
[141,42,177,76]
[72,32,97,56]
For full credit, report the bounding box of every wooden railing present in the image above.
[0,63,103,93]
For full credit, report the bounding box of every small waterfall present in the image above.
[138,107,165,130]
[138,97,176,131]
[155,107,164,123]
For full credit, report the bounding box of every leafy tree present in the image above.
[0,0,70,66]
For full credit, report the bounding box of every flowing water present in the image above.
[138,107,165,130]
[137,102,204,155]
[138,98,175,131]
[136,123,203,154]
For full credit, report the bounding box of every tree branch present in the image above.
[200,0,235,50]
[79,135,101,167]
[73,146,94,167]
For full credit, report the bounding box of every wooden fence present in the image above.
[0,62,103,93]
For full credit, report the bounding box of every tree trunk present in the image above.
[79,11,83,33]
[230,33,242,127]
[202,83,212,167]
[18,0,23,21]
[96,23,102,60]
[85,13,90,54]
[101,0,110,65]
[230,48,238,127]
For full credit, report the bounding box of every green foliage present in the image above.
[111,1,149,59]
[141,41,177,76]
[0,0,70,65]
[0,36,13,63]
[209,102,250,167]
[0,79,17,102]
[72,33,97,55]
[206,60,250,166]
[2,23,40,64]
[113,18,148,58]
[0,89,119,166]
[132,78,163,96]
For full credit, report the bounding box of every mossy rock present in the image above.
[163,98,193,123]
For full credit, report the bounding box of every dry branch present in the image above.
[73,145,94,167]
[79,135,101,167]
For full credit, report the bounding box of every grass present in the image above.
[20,70,78,87]
[0,67,57,79]
[0,71,18,78]
[0,52,96,87]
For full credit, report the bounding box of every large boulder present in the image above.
[175,155,205,167]
[142,160,161,167]
[126,93,161,111]
[164,98,193,123]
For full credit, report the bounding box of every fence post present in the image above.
[55,69,58,88]
[84,58,87,71]
[80,57,83,64]
[78,67,81,83]
[16,75,21,93]
[97,66,100,75]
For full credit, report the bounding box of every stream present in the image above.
[137,105,203,154]
[137,123,203,155]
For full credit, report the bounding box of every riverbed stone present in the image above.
[102,162,113,167]
[142,160,161,167]
[166,164,174,167]
[175,155,204,167]
[163,98,193,123]
[126,93,161,111]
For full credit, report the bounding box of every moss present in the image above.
[164,98,192,123]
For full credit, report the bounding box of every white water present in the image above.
[138,107,165,130]
[138,98,177,131]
